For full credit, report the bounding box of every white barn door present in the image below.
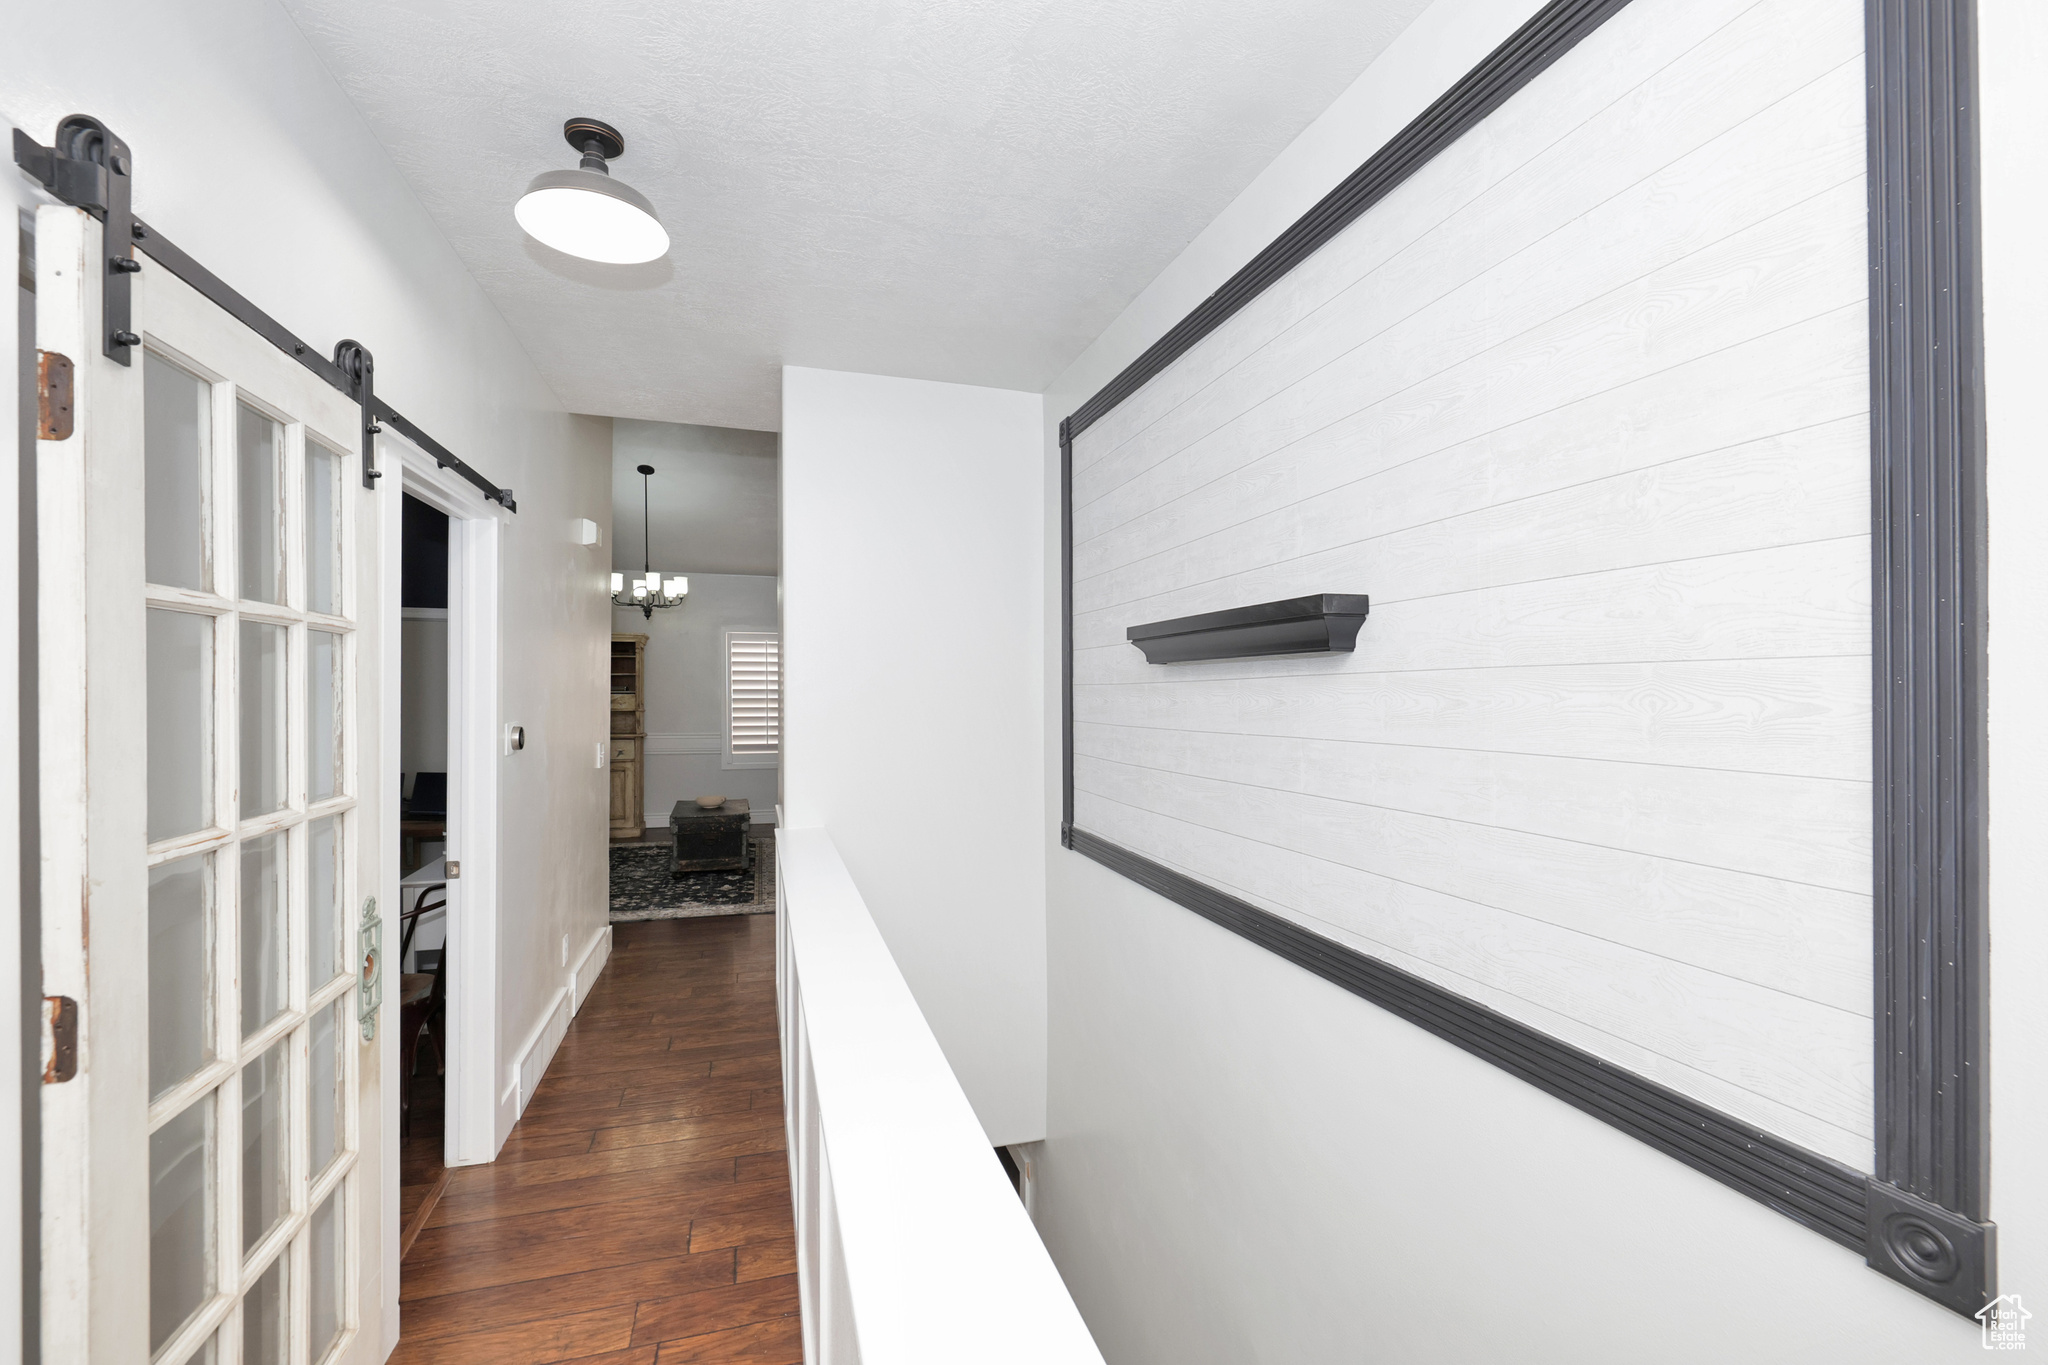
[36,205,387,1364]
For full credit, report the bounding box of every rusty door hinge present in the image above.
[42,996,77,1083]
[37,350,74,440]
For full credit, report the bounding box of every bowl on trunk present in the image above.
[694,795,726,810]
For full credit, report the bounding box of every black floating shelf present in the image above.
[1126,594,1371,664]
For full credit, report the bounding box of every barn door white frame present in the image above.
[36,200,384,1365]
[377,432,503,1188]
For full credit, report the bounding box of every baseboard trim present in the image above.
[509,987,572,1119]
[572,926,612,1015]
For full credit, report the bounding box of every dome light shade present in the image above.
[515,169,669,264]
[516,117,669,264]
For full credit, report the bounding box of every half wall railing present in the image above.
[776,828,1105,1364]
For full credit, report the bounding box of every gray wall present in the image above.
[616,574,780,823]
[399,612,448,780]
[1033,0,2044,1360]
[613,419,778,578]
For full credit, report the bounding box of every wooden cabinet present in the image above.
[609,634,647,838]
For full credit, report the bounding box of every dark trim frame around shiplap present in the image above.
[1058,0,1992,1318]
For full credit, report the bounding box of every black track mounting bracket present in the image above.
[13,116,139,365]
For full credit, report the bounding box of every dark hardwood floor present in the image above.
[393,913,801,1364]
[398,1039,450,1261]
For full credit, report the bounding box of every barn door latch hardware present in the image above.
[11,117,139,365]
[359,896,384,1042]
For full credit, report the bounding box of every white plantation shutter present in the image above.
[727,631,781,763]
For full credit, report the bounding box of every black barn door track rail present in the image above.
[13,115,516,512]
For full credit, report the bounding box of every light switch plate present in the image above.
[573,517,601,546]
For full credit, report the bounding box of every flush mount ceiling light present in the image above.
[515,117,670,264]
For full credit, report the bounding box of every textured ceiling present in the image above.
[279,0,1431,430]
[613,420,779,577]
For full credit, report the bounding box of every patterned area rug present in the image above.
[609,831,776,922]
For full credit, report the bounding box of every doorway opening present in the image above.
[380,430,503,1317]
[395,493,450,1255]
[605,421,782,925]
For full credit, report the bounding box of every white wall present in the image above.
[1034,1,2046,1361]
[1981,0,2048,1351]
[615,573,780,821]
[782,366,1045,1146]
[4,0,613,1349]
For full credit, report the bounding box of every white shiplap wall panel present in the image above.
[1073,722,1871,893]
[1078,306,1864,614]
[1072,0,1846,498]
[1075,755,1866,1013]
[1077,172,1867,566]
[1067,0,1872,1165]
[1081,33,1867,532]
[1075,419,1869,647]
[1076,658,1870,779]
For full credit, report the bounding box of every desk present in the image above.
[400,819,445,876]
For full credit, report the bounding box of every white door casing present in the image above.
[37,204,388,1365]
[376,431,503,1174]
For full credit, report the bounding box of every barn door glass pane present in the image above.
[149,1095,216,1352]
[238,403,285,604]
[148,852,213,1099]
[240,621,287,817]
[309,816,340,986]
[306,444,341,615]
[242,1257,286,1365]
[309,630,341,801]
[147,609,214,842]
[145,351,210,592]
[240,832,286,1035]
[309,1000,343,1179]
[241,1041,290,1254]
[310,1187,343,1361]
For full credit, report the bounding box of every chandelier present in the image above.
[613,463,688,618]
